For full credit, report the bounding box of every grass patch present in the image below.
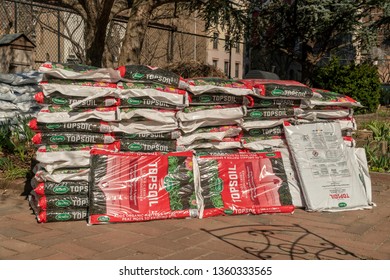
[0,157,29,180]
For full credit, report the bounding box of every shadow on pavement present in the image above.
[202,224,364,260]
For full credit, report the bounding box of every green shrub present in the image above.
[0,117,35,162]
[312,57,382,113]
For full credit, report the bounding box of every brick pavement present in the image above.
[0,173,389,260]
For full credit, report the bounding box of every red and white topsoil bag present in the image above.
[195,152,295,219]
[88,150,199,224]
[283,121,373,212]
[39,62,122,83]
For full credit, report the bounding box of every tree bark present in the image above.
[83,0,116,67]
[118,0,155,65]
[46,0,128,67]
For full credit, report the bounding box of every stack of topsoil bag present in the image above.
[88,75,297,224]
[88,65,201,224]
[176,77,250,152]
[28,62,122,223]
[238,79,313,151]
[238,79,371,210]
[299,88,362,147]
[172,78,296,219]
[27,62,373,224]
[0,71,42,124]
[28,63,192,223]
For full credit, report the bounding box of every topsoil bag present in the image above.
[241,79,313,99]
[31,179,89,196]
[283,121,373,212]
[306,88,363,108]
[29,119,111,133]
[185,77,255,96]
[88,150,199,224]
[176,105,246,122]
[109,120,179,134]
[36,106,120,123]
[31,207,88,223]
[189,92,245,106]
[245,96,302,108]
[40,79,118,88]
[35,91,119,108]
[39,62,121,83]
[29,192,89,211]
[33,167,90,183]
[177,126,242,146]
[117,65,188,89]
[120,108,177,124]
[195,152,294,218]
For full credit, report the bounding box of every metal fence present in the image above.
[1,0,84,68]
[0,0,211,69]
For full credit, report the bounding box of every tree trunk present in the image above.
[300,42,317,85]
[84,0,116,67]
[118,1,155,65]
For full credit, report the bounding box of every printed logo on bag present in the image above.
[163,176,176,192]
[224,209,234,215]
[55,213,72,221]
[125,134,137,139]
[128,143,143,151]
[55,199,72,207]
[53,186,70,194]
[52,97,67,105]
[260,100,273,106]
[338,202,347,208]
[249,111,263,118]
[199,96,212,103]
[266,153,276,157]
[271,89,283,96]
[50,135,66,143]
[132,73,145,79]
[97,216,110,222]
[249,129,262,136]
[127,98,143,105]
[46,123,61,130]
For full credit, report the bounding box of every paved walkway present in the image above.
[0,173,389,260]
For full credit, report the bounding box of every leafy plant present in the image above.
[0,157,29,180]
[366,120,390,143]
[0,120,15,153]
[0,117,35,163]
[312,57,382,113]
[364,144,390,173]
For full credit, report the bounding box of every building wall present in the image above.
[206,28,244,79]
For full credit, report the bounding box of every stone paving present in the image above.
[0,173,389,260]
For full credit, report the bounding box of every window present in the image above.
[235,42,240,53]
[212,59,218,68]
[235,63,240,78]
[213,33,219,49]
[224,61,229,76]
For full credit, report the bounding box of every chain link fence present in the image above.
[1,0,85,69]
[0,0,209,70]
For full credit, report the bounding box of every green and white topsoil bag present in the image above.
[39,62,122,83]
[283,121,373,212]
